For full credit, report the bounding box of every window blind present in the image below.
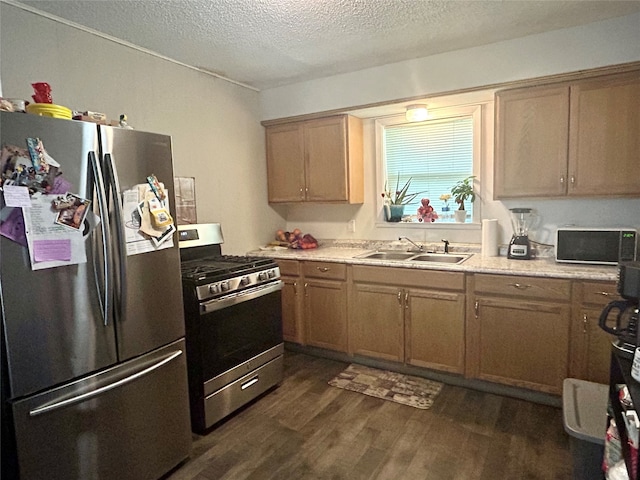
[384,116,473,219]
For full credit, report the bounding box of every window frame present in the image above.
[375,104,483,227]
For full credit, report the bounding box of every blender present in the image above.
[508,208,535,260]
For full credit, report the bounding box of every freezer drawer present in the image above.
[11,339,191,480]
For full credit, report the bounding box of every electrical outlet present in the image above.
[348,220,356,233]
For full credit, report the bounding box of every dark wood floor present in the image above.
[166,352,573,480]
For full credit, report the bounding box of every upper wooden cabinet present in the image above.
[495,70,640,199]
[265,115,364,204]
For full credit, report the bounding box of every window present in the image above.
[376,105,481,223]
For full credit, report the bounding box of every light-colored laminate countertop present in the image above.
[249,242,619,282]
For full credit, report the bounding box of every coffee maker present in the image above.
[599,262,640,359]
[508,208,535,260]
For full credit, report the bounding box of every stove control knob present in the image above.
[257,272,267,281]
[267,269,276,279]
[220,281,230,292]
[209,284,219,294]
[240,276,250,286]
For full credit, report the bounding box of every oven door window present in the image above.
[199,289,282,379]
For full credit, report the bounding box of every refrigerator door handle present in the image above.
[89,151,113,326]
[29,350,183,417]
[103,152,128,318]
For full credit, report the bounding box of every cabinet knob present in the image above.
[560,176,564,184]
[583,313,588,334]
[570,176,575,184]
[304,282,308,296]
[317,267,330,273]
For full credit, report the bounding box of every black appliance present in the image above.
[599,262,640,358]
[178,223,283,432]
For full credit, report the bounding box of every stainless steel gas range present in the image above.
[178,224,283,432]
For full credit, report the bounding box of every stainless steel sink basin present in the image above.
[410,254,469,264]
[357,251,417,261]
[355,250,471,264]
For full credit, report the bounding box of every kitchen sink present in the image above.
[410,254,469,264]
[357,251,417,261]
[355,250,472,264]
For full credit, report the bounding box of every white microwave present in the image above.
[555,227,637,265]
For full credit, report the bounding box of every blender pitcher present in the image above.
[508,208,535,259]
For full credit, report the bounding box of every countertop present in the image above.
[248,241,619,281]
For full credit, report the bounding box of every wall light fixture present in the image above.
[405,104,429,122]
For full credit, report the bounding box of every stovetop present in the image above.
[181,255,277,284]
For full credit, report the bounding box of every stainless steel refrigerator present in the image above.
[0,111,191,480]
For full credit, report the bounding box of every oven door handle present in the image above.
[201,281,283,314]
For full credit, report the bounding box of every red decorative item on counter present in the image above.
[31,82,53,104]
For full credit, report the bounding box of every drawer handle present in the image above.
[508,283,532,289]
[583,313,588,334]
[317,267,330,272]
[404,291,409,309]
[397,291,402,305]
[594,291,611,297]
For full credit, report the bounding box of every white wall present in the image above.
[260,13,640,248]
[0,3,285,254]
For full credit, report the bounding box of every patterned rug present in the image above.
[328,364,443,410]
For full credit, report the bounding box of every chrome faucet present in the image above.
[442,239,450,254]
[398,237,424,252]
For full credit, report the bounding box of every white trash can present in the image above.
[563,378,608,480]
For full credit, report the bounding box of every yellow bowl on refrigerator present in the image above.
[26,103,72,119]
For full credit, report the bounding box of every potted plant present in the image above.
[381,177,425,222]
[450,176,476,223]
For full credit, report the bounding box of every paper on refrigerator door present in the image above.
[22,194,87,270]
[122,184,174,256]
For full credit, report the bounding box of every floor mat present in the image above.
[328,363,443,409]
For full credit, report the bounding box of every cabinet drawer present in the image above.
[578,281,620,306]
[474,274,571,301]
[352,265,464,291]
[302,261,346,280]
[277,259,300,276]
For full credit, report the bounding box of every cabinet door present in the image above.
[581,307,615,385]
[475,297,570,394]
[304,117,349,202]
[494,85,569,198]
[568,72,640,196]
[304,279,348,352]
[281,275,303,344]
[266,123,305,202]
[406,290,465,374]
[350,283,404,362]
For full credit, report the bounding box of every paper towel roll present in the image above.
[482,219,499,257]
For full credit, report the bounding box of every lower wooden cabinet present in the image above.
[302,262,348,352]
[569,281,619,384]
[277,260,304,344]
[467,274,572,395]
[350,283,404,362]
[405,288,465,374]
[350,265,465,373]
[277,258,613,396]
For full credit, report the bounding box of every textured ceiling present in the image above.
[11,0,640,90]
